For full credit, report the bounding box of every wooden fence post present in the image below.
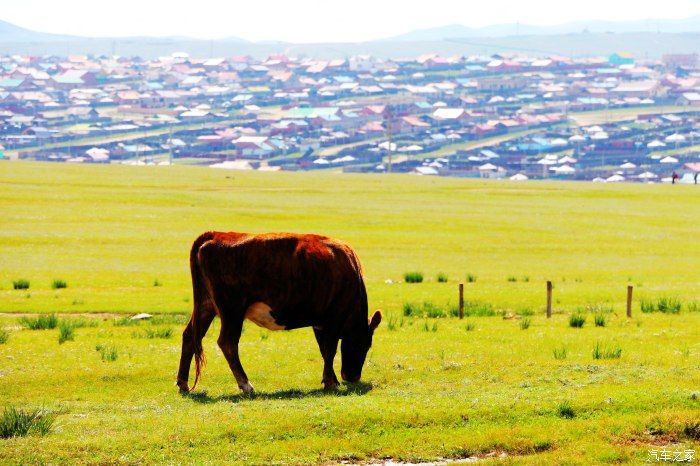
[627,285,633,318]
[546,281,552,318]
[459,283,464,319]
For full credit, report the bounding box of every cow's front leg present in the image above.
[218,318,254,394]
[314,328,340,390]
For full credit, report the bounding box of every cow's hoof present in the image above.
[239,382,255,395]
[323,380,340,391]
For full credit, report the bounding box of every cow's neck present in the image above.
[342,310,367,338]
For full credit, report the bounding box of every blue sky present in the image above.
[3,0,700,42]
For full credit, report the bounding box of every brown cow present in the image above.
[176,231,381,394]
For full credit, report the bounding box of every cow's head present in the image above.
[340,310,382,382]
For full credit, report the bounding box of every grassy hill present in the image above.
[0,162,698,315]
[0,162,697,464]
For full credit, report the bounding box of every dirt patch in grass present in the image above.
[360,441,555,465]
[0,312,124,319]
[0,312,188,320]
[613,416,700,447]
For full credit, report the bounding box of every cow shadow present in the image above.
[183,381,373,404]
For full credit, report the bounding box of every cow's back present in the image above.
[194,232,365,330]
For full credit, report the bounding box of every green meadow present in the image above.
[0,162,698,464]
[1,162,698,315]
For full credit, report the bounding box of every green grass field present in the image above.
[0,162,698,464]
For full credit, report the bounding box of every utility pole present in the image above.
[602,148,605,171]
[168,124,173,166]
[385,105,393,173]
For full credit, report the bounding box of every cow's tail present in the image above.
[189,233,214,391]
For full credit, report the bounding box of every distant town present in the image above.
[1,51,700,183]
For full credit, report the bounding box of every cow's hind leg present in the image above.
[177,303,216,393]
[218,315,254,394]
[314,328,340,390]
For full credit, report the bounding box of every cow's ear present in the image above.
[369,310,382,330]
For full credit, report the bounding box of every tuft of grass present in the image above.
[594,313,606,327]
[646,417,668,436]
[517,308,534,317]
[12,279,30,290]
[687,302,699,313]
[58,321,75,344]
[507,276,518,282]
[436,272,448,283]
[466,273,477,283]
[684,421,700,440]
[557,401,575,419]
[519,317,531,330]
[641,297,682,314]
[403,301,447,318]
[448,302,493,317]
[421,320,438,332]
[640,299,655,313]
[153,279,162,287]
[463,301,496,317]
[593,343,603,359]
[403,302,419,317]
[51,279,67,290]
[553,346,567,360]
[522,276,530,282]
[448,304,459,317]
[657,297,682,313]
[103,347,119,361]
[464,321,475,331]
[569,313,586,328]
[113,317,140,327]
[403,271,424,283]
[387,314,398,331]
[0,328,9,344]
[96,344,118,362]
[592,342,622,360]
[19,314,58,330]
[0,407,54,439]
[424,302,446,319]
[144,328,173,339]
[62,318,98,329]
